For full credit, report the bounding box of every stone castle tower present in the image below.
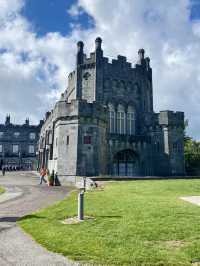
[38,37,185,179]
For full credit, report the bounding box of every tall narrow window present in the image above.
[127,106,135,135]
[29,133,36,140]
[29,145,35,154]
[117,104,126,134]
[84,136,92,144]
[14,132,20,138]
[108,104,115,133]
[13,145,19,154]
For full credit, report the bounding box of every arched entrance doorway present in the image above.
[112,149,139,176]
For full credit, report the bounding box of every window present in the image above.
[47,132,52,144]
[0,145,2,153]
[173,142,182,153]
[155,142,160,152]
[13,145,19,153]
[30,133,36,140]
[108,104,115,133]
[0,132,4,138]
[178,143,182,153]
[127,106,135,135]
[117,104,126,134]
[173,143,177,152]
[67,136,69,145]
[84,136,92,144]
[29,145,35,154]
[14,132,20,138]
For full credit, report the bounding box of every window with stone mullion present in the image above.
[117,111,126,134]
[109,110,115,133]
[127,112,135,135]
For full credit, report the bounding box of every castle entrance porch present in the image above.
[112,149,139,176]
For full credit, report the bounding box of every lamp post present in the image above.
[18,151,21,169]
[36,151,39,171]
[2,145,5,168]
[77,158,86,221]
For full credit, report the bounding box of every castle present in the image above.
[38,37,185,179]
[0,115,42,170]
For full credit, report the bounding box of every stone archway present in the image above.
[112,149,139,177]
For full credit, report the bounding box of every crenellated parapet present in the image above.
[73,37,151,76]
[158,111,184,128]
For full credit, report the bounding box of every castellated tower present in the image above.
[38,37,185,180]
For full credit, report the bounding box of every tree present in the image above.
[184,120,200,175]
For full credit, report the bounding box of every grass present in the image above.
[18,179,200,266]
[0,186,5,194]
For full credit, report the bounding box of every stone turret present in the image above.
[95,37,102,50]
[75,40,84,100]
[137,49,145,64]
[76,41,84,65]
[25,118,29,126]
[95,37,103,60]
[145,57,150,70]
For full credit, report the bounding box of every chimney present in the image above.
[5,115,11,126]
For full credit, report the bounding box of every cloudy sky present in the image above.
[0,0,200,139]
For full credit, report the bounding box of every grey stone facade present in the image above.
[38,37,185,178]
[0,116,42,170]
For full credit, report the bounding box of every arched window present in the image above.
[117,104,126,134]
[108,104,115,133]
[127,106,135,135]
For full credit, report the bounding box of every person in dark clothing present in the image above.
[2,166,5,176]
[54,172,61,186]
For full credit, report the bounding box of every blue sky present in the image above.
[190,0,200,20]
[21,0,94,37]
[20,0,200,37]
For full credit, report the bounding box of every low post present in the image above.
[78,189,84,221]
[83,176,86,192]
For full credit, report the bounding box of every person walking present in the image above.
[2,166,5,176]
[39,168,47,185]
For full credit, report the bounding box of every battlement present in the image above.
[47,99,107,125]
[75,37,151,73]
[158,111,184,127]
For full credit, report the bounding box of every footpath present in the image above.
[0,171,80,266]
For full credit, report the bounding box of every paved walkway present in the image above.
[0,171,81,266]
[181,196,200,206]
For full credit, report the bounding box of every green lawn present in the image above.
[18,179,200,266]
[0,186,5,194]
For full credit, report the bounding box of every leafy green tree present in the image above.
[184,120,200,175]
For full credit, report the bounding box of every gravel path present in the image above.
[0,171,81,266]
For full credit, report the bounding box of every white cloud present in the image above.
[0,0,199,139]
[67,4,84,17]
[75,0,200,139]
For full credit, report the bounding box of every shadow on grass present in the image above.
[18,215,46,222]
[95,215,122,219]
